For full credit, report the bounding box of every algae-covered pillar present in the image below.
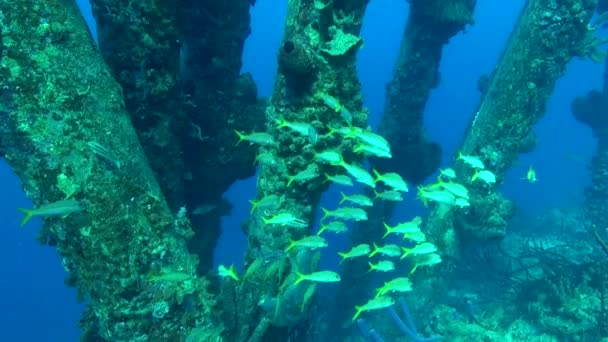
[426,0,599,256]
[90,0,264,272]
[0,1,221,340]
[375,0,477,184]
[90,0,186,210]
[331,0,476,328]
[571,54,608,229]
[176,0,265,273]
[232,0,369,339]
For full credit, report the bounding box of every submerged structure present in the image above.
[0,0,221,340]
[425,0,600,255]
[1,0,608,340]
[572,52,608,230]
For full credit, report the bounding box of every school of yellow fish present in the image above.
[229,93,489,322]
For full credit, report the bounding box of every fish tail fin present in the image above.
[339,191,348,204]
[344,127,357,138]
[321,208,330,221]
[338,252,347,264]
[285,240,296,252]
[276,119,288,129]
[228,265,240,281]
[17,208,34,227]
[416,186,428,207]
[382,222,393,238]
[294,272,306,285]
[372,168,382,182]
[416,185,424,198]
[234,130,246,146]
[352,306,364,321]
[369,243,379,257]
[248,200,258,214]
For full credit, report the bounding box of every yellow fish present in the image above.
[523,165,537,183]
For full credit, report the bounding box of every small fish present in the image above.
[308,126,319,145]
[315,150,342,165]
[301,283,317,312]
[285,236,328,252]
[287,164,319,186]
[340,192,373,207]
[457,152,485,169]
[373,189,403,202]
[454,197,470,208]
[340,107,353,126]
[192,203,216,216]
[326,126,361,137]
[88,141,121,169]
[284,219,310,228]
[346,130,391,153]
[368,260,395,273]
[429,180,469,199]
[402,230,427,243]
[410,253,442,274]
[471,170,496,184]
[369,243,402,258]
[338,244,371,264]
[18,199,83,227]
[276,119,312,136]
[383,216,422,238]
[376,277,412,297]
[321,207,368,222]
[244,258,263,280]
[317,221,348,235]
[417,186,457,207]
[234,130,276,146]
[373,169,408,192]
[324,173,353,187]
[254,152,275,166]
[294,270,341,285]
[401,242,438,259]
[354,144,392,159]
[147,270,193,283]
[249,194,279,214]
[318,93,343,112]
[339,161,375,188]
[262,212,302,226]
[523,165,537,183]
[352,296,395,321]
[439,168,456,179]
[218,264,240,281]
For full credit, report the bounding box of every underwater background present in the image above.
[1,0,608,341]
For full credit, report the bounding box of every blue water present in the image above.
[0,1,600,340]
